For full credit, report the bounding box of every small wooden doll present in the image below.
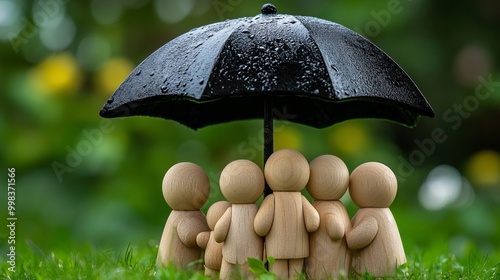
[196,201,232,277]
[346,162,406,277]
[157,162,210,269]
[214,159,265,279]
[305,155,351,279]
[254,149,320,280]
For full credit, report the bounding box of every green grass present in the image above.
[1,242,499,279]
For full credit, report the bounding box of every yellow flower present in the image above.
[95,57,134,96]
[31,53,81,96]
[466,150,500,188]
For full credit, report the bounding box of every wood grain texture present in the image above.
[217,159,265,279]
[263,192,312,259]
[347,208,406,277]
[162,162,210,211]
[219,159,264,203]
[349,162,397,208]
[197,201,231,275]
[221,204,263,264]
[157,210,209,268]
[347,162,406,277]
[264,149,310,192]
[306,201,351,279]
[254,194,275,237]
[157,162,211,268]
[306,154,349,201]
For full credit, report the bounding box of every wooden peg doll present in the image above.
[254,149,320,280]
[214,159,265,279]
[305,155,351,279]
[157,162,210,269]
[346,162,406,277]
[196,201,232,277]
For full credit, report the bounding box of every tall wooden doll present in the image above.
[196,201,231,277]
[157,162,210,269]
[305,155,351,279]
[346,162,406,277]
[214,159,265,279]
[254,149,320,279]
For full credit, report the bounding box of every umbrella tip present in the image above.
[261,3,277,15]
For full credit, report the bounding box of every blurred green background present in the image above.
[1,0,499,261]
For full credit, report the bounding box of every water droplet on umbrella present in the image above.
[199,79,204,85]
[161,85,168,93]
[142,84,147,88]
[150,71,154,76]
[135,70,142,76]
[207,33,214,38]
[261,4,277,15]
[242,29,250,34]
[107,96,114,103]
[330,64,338,72]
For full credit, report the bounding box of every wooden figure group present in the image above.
[157,149,406,279]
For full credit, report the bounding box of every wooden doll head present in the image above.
[349,162,397,208]
[206,201,231,230]
[264,149,310,192]
[162,162,210,210]
[220,159,264,203]
[307,154,349,200]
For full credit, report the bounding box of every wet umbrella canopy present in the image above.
[100,4,434,193]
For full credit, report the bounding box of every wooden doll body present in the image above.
[197,201,231,277]
[157,210,209,268]
[347,207,406,277]
[305,154,351,279]
[257,192,314,259]
[254,149,319,279]
[306,200,351,279]
[346,162,406,277]
[215,204,263,278]
[157,162,210,269]
[215,159,265,279]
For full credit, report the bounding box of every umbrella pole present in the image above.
[264,95,273,196]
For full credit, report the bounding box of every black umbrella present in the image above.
[100,4,434,194]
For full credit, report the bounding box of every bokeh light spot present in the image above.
[418,165,466,211]
[155,0,195,23]
[31,52,81,96]
[31,0,65,28]
[0,0,23,41]
[466,150,500,187]
[95,57,135,96]
[328,121,369,155]
[454,44,493,87]
[39,16,76,51]
[274,126,302,151]
[77,34,111,71]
